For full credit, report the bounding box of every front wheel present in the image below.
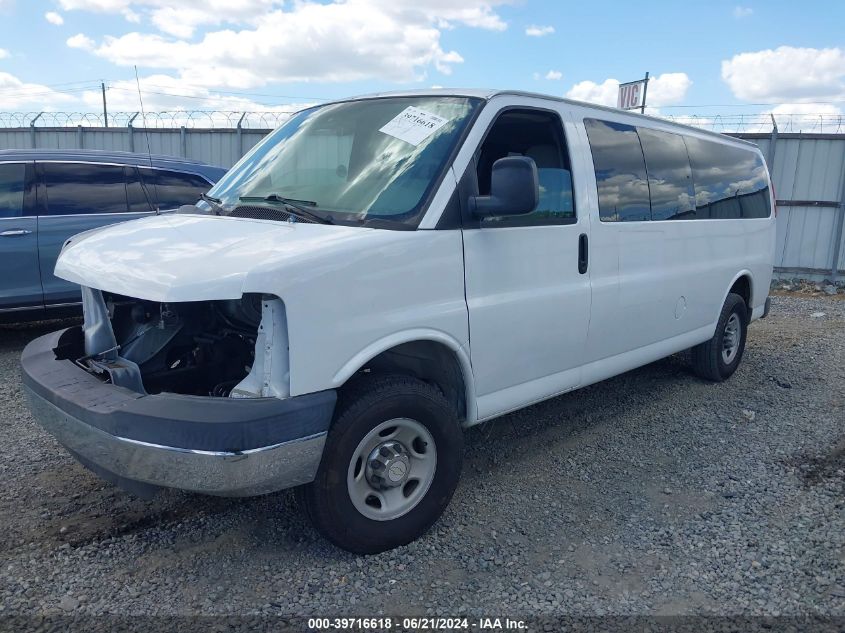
[298,374,463,554]
[691,292,748,382]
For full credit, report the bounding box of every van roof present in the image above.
[326,88,758,148]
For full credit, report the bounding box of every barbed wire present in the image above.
[1,110,844,134]
[0,111,297,129]
[661,113,845,134]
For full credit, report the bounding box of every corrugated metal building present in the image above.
[1,123,843,281]
[740,133,845,280]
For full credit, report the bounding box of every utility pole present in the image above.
[640,71,649,114]
[101,82,108,127]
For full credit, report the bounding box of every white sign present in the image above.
[617,79,646,111]
[379,106,449,146]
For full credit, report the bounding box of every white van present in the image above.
[22,90,776,553]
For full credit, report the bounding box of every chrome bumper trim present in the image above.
[24,384,326,497]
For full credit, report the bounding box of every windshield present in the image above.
[204,96,481,228]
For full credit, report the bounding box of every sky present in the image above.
[0,0,843,130]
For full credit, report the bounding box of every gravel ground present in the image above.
[0,294,843,622]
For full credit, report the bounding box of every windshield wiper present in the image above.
[199,192,227,216]
[239,194,334,224]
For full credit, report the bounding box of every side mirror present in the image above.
[470,156,539,218]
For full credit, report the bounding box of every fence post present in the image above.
[127,112,139,152]
[29,112,43,148]
[831,171,845,283]
[180,126,187,158]
[767,113,778,175]
[77,125,84,149]
[236,112,247,160]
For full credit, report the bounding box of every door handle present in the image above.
[578,233,588,274]
[0,229,32,237]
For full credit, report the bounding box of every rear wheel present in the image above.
[691,292,748,381]
[298,374,463,554]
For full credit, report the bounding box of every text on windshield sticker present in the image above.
[378,106,450,146]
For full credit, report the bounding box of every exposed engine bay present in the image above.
[108,293,261,396]
[58,288,290,399]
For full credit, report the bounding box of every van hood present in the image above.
[56,214,385,302]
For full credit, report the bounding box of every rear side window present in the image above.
[0,163,27,218]
[140,168,211,210]
[683,136,771,219]
[637,128,696,221]
[42,163,128,215]
[584,119,650,222]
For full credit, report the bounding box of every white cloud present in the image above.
[566,78,619,106]
[67,33,96,51]
[57,0,511,37]
[545,70,562,80]
[768,103,841,116]
[0,71,78,109]
[566,73,692,108]
[70,1,515,89]
[149,7,207,38]
[765,102,842,132]
[415,0,509,31]
[733,6,753,18]
[0,48,8,59]
[525,24,554,37]
[722,46,845,102]
[45,11,65,25]
[647,72,693,105]
[59,0,283,35]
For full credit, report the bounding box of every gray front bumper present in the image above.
[22,328,336,497]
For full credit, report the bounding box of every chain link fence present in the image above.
[1,110,844,133]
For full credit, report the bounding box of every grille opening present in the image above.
[96,293,263,396]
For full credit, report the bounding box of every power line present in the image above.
[0,86,97,99]
[108,85,324,105]
[660,100,845,109]
[136,82,328,101]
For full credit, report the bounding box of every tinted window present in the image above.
[43,163,128,215]
[684,136,771,219]
[584,119,650,222]
[637,128,696,221]
[140,169,211,210]
[0,163,27,218]
[125,166,153,213]
[476,109,575,227]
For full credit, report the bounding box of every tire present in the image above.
[298,374,463,554]
[691,292,748,382]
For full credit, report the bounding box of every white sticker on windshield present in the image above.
[378,106,450,146]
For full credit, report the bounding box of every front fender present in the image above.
[330,329,477,425]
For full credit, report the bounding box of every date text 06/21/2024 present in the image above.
[307,617,528,630]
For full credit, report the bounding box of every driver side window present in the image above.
[476,109,575,226]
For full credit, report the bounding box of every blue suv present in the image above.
[0,150,226,321]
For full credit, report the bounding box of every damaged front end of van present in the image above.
[19,214,341,498]
[21,284,336,497]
